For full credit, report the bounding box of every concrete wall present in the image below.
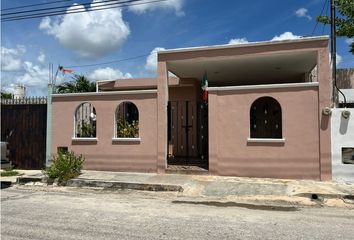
[51,91,158,172]
[331,108,354,183]
[337,68,354,89]
[208,85,325,180]
[169,78,200,101]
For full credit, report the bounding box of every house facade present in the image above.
[51,36,332,180]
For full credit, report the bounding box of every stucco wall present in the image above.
[169,79,200,101]
[208,86,324,180]
[331,108,354,183]
[51,92,158,172]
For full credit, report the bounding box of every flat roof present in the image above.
[158,35,329,55]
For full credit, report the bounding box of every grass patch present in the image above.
[1,170,19,177]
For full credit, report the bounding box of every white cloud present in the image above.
[19,61,49,87]
[1,45,26,71]
[145,47,166,73]
[88,67,132,81]
[329,53,343,66]
[295,8,312,21]
[228,38,249,45]
[128,0,184,16]
[1,61,49,96]
[39,1,130,58]
[345,38,354,45]
[37,52,46,64]
[336,53,342,66]
[271,32,301,41]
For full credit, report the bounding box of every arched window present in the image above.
[250,97,282,138]
[74,102,96,138]
[116,102,139,138]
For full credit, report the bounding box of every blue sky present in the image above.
[1,0,353,96]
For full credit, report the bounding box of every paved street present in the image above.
[1,186,354,240]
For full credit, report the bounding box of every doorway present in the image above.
[167,100,208,169]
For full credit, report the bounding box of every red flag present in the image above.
[62,69,74,73]
[59,66,74,73]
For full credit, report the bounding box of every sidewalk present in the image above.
[5,169,354,208]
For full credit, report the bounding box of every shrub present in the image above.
[117,118,139,138]
[43,151,85,184]
[79,120,96,137]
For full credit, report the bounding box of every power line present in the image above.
[311,0,329,36]
[321,0,330,35]
[65,52,158,69]
[1,0,166,22]
[2,0,135,16]
[1,0,75,11]
[1,0,142,20]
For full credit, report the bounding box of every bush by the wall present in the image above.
[43,151,84,184]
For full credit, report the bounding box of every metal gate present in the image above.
[167,101,208,167]
[1,97,47,169]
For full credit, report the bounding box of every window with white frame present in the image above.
[116,102,139,138]
[250,97,282,139]
[74,102,96,138]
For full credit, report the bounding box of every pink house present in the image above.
[51,36,332,180]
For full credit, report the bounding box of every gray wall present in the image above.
[331,108,354,183]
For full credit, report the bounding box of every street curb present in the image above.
[66,179,184,192]
[16,176,42,185]
[294,192,354,201]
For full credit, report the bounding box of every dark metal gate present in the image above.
[1,97,47,169]
[167,101,208,168]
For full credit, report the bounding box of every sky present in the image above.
[1,0,353,96]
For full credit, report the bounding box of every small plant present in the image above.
[78,120,96,137]
[43,150,85,184]
[116,118,139,138]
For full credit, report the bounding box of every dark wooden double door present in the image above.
[167,101,208,167]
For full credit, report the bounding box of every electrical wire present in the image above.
[2,0,137,16]
[1,0,143,21]
[1,0,75,11]
[321,1,329,35]
[64,53,154,69]
[311,0,329,36]
[1,0,166,22]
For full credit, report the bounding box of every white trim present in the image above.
[208,82,319,92]
[247,138,285,143]
[159,36,329,55]
[53,89,157,97]
[112,137,141,142]
[96,79,117,84]
[72,137,98,141]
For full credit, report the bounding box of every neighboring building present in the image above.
[331,68,354,183]
[51,36,332,180]
[14,85,26,99]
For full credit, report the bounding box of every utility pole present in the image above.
[46,63,53,167]
[330,0,337,106]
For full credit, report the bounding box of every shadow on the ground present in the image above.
[172,200,299,211]
[1,181,12,189]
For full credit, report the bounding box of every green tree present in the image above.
[317,0,354,54]
[56,74,96,93]
[1,90,13,99]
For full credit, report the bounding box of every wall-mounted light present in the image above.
[322,107,332,116]
[342,110,351,119]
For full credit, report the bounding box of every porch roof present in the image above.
[158,36,329,86]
